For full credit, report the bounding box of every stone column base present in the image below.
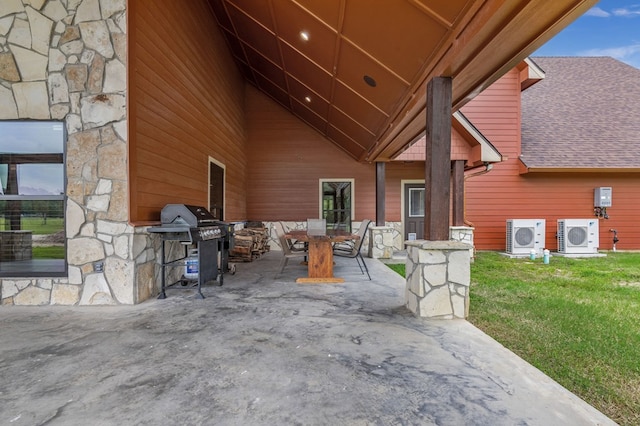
[449,226,475,261]
[405,240,472,319]
[368,226,394,259]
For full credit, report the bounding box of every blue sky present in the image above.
[0,122,64,195]
[535,0,640,69]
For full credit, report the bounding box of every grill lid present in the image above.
[160,204,216,228]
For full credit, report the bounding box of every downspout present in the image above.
[463,162,494,227]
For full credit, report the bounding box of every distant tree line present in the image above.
[0,199,64,227]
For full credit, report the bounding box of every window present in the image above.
[320,179,353,232]
[409,188,425,217]
[0,121,66,277]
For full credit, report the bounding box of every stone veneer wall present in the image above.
[0,0,157,306]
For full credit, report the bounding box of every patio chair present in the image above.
[279,221,307,252]
[273,221,308,278]
[333,219,372,280]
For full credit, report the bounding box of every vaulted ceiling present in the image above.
[209,0,597,162]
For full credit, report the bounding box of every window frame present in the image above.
[319,178,354,232]
[0,120,67,278]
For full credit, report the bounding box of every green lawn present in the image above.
[385,252,640,425]
[32,246,65,259]
[0,217,64,235]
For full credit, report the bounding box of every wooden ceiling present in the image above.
[209,0,597,162]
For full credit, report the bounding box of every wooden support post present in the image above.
[424,77,452,241]
[375,162,386,226]
[452,160,465,226]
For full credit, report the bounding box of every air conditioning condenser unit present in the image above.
[506,219,545,255]
[557,219,599,254]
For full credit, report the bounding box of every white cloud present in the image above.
[581,43,640,58]
[585,7,610,17]
[612,7,640,16]
[580,43,640,68]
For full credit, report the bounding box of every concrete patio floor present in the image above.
[0,251,615,425]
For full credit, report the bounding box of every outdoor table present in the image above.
[284,229,359,283]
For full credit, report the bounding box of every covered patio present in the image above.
[0,253,614,425]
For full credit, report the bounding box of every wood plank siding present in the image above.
[385,162,425,221]
[463,69,640,251]
[245,86,376,222]
[129,0,246,223]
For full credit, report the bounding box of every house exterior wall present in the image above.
[128,0,247,223]
[245,85,377,222]
[385,162,424,221]
[462,68,522,250]
[1,0,247,306]
[0,0,135,306]
[463,69,640,251]
[467,171,640,251]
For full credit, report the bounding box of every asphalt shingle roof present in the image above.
[521,57,640,169]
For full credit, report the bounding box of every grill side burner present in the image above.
[148,204,228,299]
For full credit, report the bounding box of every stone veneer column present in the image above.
[449,225,475,261]
[368,225,394,259]
[405,240,472,319]
[0,0,157,306]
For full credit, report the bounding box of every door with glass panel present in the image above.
[320,180,352,232]
[404,183,425,240]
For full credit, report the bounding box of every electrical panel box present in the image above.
[594,187,612,207]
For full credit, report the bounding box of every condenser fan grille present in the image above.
[514,227,535,247]
[557,219,598,254]
[567,226,588,246]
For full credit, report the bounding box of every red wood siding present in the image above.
[396,129,470,161]
[467,172,640,251]
[129,0,247,223]
[245,86,376,222]
[385,162,425,221]
[451,129,472,160]
[463,69,640,250]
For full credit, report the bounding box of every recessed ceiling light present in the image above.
[300,31,309,41]
[304,96,312,103]
[364,75,377,87]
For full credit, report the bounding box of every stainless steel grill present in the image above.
[148,204,228,299]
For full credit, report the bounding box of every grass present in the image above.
[0,217,63,235]
[32,246,65,259]
[385,263,405,276]
[385,251,640,425]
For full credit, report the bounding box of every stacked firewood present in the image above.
[229,222,270,262]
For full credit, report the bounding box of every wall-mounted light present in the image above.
[304,96,312,103]
[299,31,309,41]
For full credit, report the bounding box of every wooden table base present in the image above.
[296,239,344,283]
[285,229,358,284]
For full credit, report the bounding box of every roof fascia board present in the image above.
[453,111,502,163]
[520,167,640,174]
[520,57,546,90]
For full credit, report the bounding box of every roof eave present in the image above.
[520,167,640,174]
[519,57,546,91]
[368,0,598,162]
[453,111,503,163]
